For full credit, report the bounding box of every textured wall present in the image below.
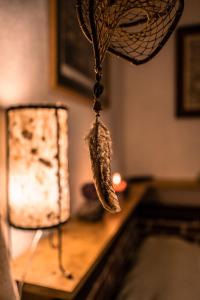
[121,0,200,179]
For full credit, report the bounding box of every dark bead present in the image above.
[93,82,104,98]
[96,73,101,82]
[93,100,102,113]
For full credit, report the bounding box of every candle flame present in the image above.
[112,172,122,185]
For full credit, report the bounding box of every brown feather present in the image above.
[86,117,121,213]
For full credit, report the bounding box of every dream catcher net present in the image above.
[76,0,184,213]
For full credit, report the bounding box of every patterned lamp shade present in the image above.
[6,104,70,229]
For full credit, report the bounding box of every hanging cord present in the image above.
[18,230,43,299]
[93,68,104,117]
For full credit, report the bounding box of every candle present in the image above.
[112,172,127,193]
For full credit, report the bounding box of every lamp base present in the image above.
[48,226,74,280]
[58,224,74,280]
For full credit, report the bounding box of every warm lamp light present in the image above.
[6,104,71,278]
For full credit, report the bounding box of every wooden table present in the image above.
[12,184,147,300]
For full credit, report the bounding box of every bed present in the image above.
[117,180,200,300]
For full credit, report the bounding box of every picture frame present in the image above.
[50,0,109,106]
[50,0,94,99]
[176,25,200,117]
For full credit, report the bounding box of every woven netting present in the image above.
[77,0,184,69]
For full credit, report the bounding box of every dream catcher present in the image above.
[76,0,184,213]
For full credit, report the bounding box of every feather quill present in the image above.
[86,116,121,213]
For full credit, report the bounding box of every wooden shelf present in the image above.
[12,184,147,299]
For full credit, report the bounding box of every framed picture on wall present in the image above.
[50,0,109,105]
[176,25,200,117]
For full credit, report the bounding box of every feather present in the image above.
[86,116,121,213]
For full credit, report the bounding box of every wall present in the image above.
[0,0,121,257]
[1,0,197,257]
[121,0,200,179]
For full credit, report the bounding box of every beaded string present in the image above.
[93,68,104,117]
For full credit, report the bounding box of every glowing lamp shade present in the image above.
[6,105,70,229]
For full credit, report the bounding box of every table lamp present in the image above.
[6,104,71,280]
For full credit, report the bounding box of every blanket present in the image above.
[117,236,200,300]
